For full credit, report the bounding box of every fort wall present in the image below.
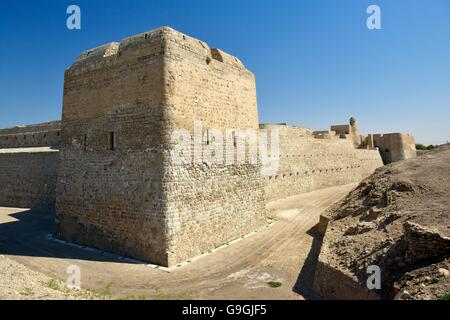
[55,28,170,266]
[0,148,58,210]
[55,27,266,267]
[0,122,60,210]
[161,28,266,265]
[0,121,60,148]
[261,124,384,202]
[0,121,60,135]
[371,133,416,164]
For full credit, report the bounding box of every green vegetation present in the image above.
[267,281,282,288]
[21,287,35,296]
[153,289,168,300]
[442,292,450,300]
[176,292,192,300]
[94,282,113,299]
[117,293,148,300]
[44,279,60,291]
[416,144,436,151]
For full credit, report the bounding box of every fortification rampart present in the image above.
[55,26,265,267]
[261,124,384,201]
[370,133,416,164]
[0,148,58,210]
[0,121,60,210]
[0,121,61,148]
[0,121,60,135]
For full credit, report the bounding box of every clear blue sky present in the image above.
[1,0,449,145]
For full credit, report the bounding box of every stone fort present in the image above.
[0,27,416,267]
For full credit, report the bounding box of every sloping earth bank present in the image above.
[314,144,450,300]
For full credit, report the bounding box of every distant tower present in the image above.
[349,117,361,147]
[349,117,356,127]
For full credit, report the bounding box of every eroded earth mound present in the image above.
[314,144,450,300]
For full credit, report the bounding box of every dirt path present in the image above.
[0,184,356,300]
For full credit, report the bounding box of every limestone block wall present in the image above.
[261,124,384,202]
[0,121,60,148]
[55,26,266,267]
[55,28,169,265]
[372,133,416,164]
[0,149,58,210]
[401,222,450,266]
[161,27,265,265]
[0,121,60,135]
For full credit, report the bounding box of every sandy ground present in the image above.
[0,254,100,300]
[0,184,355,300]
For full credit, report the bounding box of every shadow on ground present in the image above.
[0,208,144,264]
[292,225,323,299]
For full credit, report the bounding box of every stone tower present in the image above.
[372,133,417,164]
[54,27,267,267]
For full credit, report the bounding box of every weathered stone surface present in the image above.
[0,148,58,210]
[261,124,384,201]
[0,121,60,148]
[371,133,417,164]
[54,26,266,267]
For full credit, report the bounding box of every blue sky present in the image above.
[0,0,449,145]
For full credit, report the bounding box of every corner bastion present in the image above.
[54,26,266,267]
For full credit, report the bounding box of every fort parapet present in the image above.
[0,121,60,149]
[262,124,383,202]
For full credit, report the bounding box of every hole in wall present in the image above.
[109,132,115,151]
[210,48,224,62]
[83,134,87,151]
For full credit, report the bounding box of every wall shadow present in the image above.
[0,208,145,265]
[292,224,324,299]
